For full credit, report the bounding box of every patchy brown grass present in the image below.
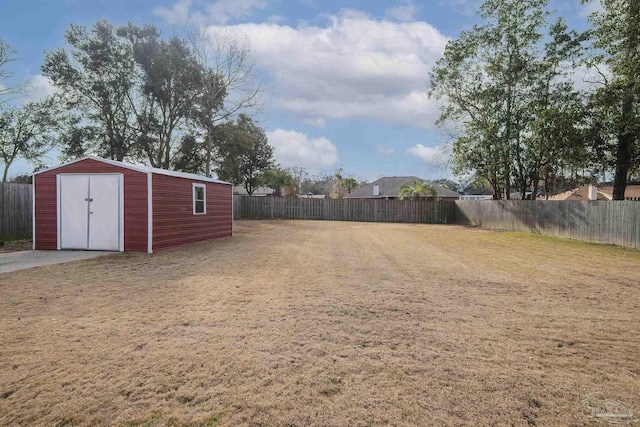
[1,220,639,426]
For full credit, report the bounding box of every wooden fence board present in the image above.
[1,183,33,241]
[455,200,640,249]
[233,196,640,249]
[233,196,456,224]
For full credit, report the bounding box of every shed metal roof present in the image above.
[33,156,231,185]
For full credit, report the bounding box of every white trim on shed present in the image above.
[34,156,232,185]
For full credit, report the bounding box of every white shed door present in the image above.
[59,174,122,251]
[59,175,90,249]
[88,175,121,251]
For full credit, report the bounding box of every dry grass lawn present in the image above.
[1,220,639,426]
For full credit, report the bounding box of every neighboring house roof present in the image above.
[346,176,460,199]
[33,156,231,185]
[548,185,640,201]
[233,186,274,196]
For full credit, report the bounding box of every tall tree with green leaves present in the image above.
[0,99,56,182]
[171,134,205,174]
[340,177,359,194]
[430,0,586,199]
[42,21,138,161]
[0,98,56,245]
[518,19,588,199]
[261,168,295,197]
[118,24,205,169]
[583,0,640,199]
[214,114,274,194]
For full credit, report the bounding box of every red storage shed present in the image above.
[33,156,233,253]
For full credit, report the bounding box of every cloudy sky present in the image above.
[1,0,595,181]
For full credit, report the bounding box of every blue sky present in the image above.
[1,0,597,182]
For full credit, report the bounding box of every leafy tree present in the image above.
[118,24,205,169]
[583,0,640,199]
[332,169,359,198]
[399,180,437,200]
[8,174,32,184]
[214,114,274,194]
[261,168,295,197]
[56,118,96,161]
[430,0,586,199]
[0,99,56,245]
[171,134,204,174]
[42,21,138,161]
[518,19,588,199]
[0,99,56,182]
[287,166,308,195]
[299,173,331,195]
[340,177,359,194]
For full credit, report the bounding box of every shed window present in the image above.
[193,183,206,215]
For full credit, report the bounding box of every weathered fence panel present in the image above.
[1,183,33,241]
[455,200,640,249]
[234,196,640,249]
[233,195,243,219]
[233,195,456,224]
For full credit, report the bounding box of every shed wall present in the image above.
[34,158,148,251]
[151,174,232,251]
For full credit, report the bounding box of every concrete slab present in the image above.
[0,250,116,274]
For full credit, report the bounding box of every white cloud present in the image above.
[570,64,609,92]
[24,75,57,102]
[206,10,449,129]
[154,0,193,25]
[407,144,448,167]
[267,129,338,172]
[385,0,418,22]
[154,0,268,25]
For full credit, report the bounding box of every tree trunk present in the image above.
[206,124,213,177]
[613,132,632,200]
[531,176,539,201]
[613,95,634,200]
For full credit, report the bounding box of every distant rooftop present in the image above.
[346,176,460,199]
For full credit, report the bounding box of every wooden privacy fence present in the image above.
[234,196,456,223]
[455,200,640,249]
[1,183,33,241]
[234,196,640,249]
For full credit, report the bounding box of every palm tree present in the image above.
[261,168,295,197]
[399,180,437,200]
[341,177,359,194]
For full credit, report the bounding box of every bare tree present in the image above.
[0,38,23,105]
[187,27,264,176]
